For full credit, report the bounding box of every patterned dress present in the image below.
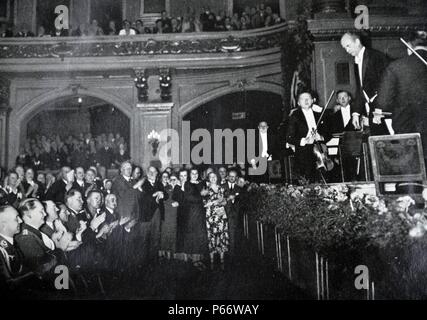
[204,186,230,255]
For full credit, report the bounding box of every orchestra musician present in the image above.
[286,91,331,183]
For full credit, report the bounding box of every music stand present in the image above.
[338,131,365,182]
[368,133,427,201]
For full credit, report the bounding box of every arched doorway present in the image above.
[183,90,283,167]
[19,95,131,170]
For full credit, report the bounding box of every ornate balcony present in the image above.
[0,24,287,73]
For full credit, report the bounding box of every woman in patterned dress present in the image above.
[203,172,230,270]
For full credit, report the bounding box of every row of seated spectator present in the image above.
[0,5,283,38]
[17,132,130,171]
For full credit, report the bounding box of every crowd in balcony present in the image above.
[0,4,283,38]
[16,132,130,171]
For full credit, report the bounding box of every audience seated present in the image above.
[18,132,129,170]
[0,4,284,40]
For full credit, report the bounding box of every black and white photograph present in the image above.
[0,0,427,309]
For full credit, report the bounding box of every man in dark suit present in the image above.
[221,168,241,258]
[14,199,57,274]
[46,166,73,203]
[341,32,391,136]
[141,166,168,261]
[286,91,331,183]
[111,161,142,220]
[96,142,114,169]
[249,121,278,183]
[377,30,427,166]
[71,167,87,198]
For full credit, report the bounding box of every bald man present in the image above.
[340,32,390,135]
[14,199,57,273]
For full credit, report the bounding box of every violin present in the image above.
[310,90,336,173]
[310,128,334,171]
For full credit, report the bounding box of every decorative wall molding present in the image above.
[308,17,427,40]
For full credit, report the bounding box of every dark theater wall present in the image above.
[169,0,229,17]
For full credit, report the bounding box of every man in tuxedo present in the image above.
[376,30,427,167]
[326,90,359,181]
[111,161,142,220]
[327,90,357,134]
[14,199,57,274]
[249,121,277,183]
[221,169,241,258]
[286,91,330,183]
[46,166,73,203]
[341,32,391,135]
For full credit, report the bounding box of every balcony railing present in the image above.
[0,23,287,59]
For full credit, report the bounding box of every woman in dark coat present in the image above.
[173,169,208,269]
[159,172,179,259]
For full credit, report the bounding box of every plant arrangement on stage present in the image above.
[242,183,427,255]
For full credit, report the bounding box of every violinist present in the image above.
[286,91,331,183]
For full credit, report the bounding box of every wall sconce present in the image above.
[134,69,148,102]
[159,68,172,101]
[147,130,161,156]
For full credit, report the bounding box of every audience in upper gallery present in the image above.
[16,132,129,171]
[0,4,284,38]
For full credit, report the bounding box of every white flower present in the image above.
[409,226,424,238]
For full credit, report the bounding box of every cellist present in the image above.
[286,91,331,183]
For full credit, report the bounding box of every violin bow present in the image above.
[316,90,335,128]
[400,38,427,67]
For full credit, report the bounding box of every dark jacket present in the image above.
[354,47,391,116]
[140,179,168,222]
[286,108,331,148]
[253,129,278,160]
[45,179,67,204]
[326,105,357,134]
[111,175,141,219]
[14,224,56,273]
[377,49,427,155]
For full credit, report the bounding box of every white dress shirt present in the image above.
[355,46,366,87]
[301,108,319,146]
[259,131,269,157]
[302,108,317,134]
[340,104,351,128]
